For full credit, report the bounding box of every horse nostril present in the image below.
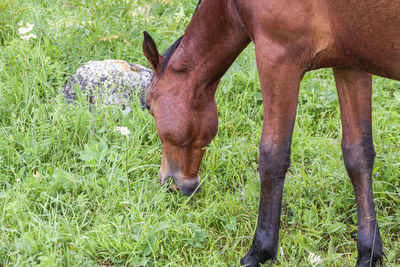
[145,104,150,111]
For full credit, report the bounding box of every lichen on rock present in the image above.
[62,60,154,112]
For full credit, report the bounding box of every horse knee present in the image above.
[259,142,291,182]
[341,138,375,177]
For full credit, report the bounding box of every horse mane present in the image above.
[160,0,203,75]
[160,36,183,75]
[194,0,203,13]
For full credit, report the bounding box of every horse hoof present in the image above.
[240,242,277,267]
[240,253,259,267]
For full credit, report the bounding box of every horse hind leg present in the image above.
[333,67,383,266]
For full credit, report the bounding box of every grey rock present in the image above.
[62,60,154,112]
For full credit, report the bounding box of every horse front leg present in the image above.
[241,56,303,266]
[333,67,383,266]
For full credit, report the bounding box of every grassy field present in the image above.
[0,0,399,266]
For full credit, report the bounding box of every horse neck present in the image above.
[170,0,250,89]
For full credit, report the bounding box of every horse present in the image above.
[142,0,400,266]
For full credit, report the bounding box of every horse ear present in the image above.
[143,31,160,70]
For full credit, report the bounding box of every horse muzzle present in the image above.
[159,170,201,196]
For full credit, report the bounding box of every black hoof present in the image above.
[240,252,260,267]
[240,245,276,267]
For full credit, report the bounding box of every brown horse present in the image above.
[142,0,400,266]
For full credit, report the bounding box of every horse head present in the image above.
[142,31,219,195]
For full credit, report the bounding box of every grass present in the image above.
[0,0,399,266]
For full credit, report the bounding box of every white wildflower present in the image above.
[21,33,37,40]
[308,252,323,266]
[18,22,34,35]
[114,126,130,137]
[18,22,36,40]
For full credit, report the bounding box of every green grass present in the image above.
[0,0,399,266]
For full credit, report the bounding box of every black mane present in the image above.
[160,0,203,75]
[194,0,203,13]
[160,36,183,75]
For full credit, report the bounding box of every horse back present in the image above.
[236,0,400,79]
[327,0,400,79]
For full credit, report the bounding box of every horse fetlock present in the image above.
[240,242,277,266]
[241,229,278,266]
[356,233,383,267]
[356,248,383,267]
